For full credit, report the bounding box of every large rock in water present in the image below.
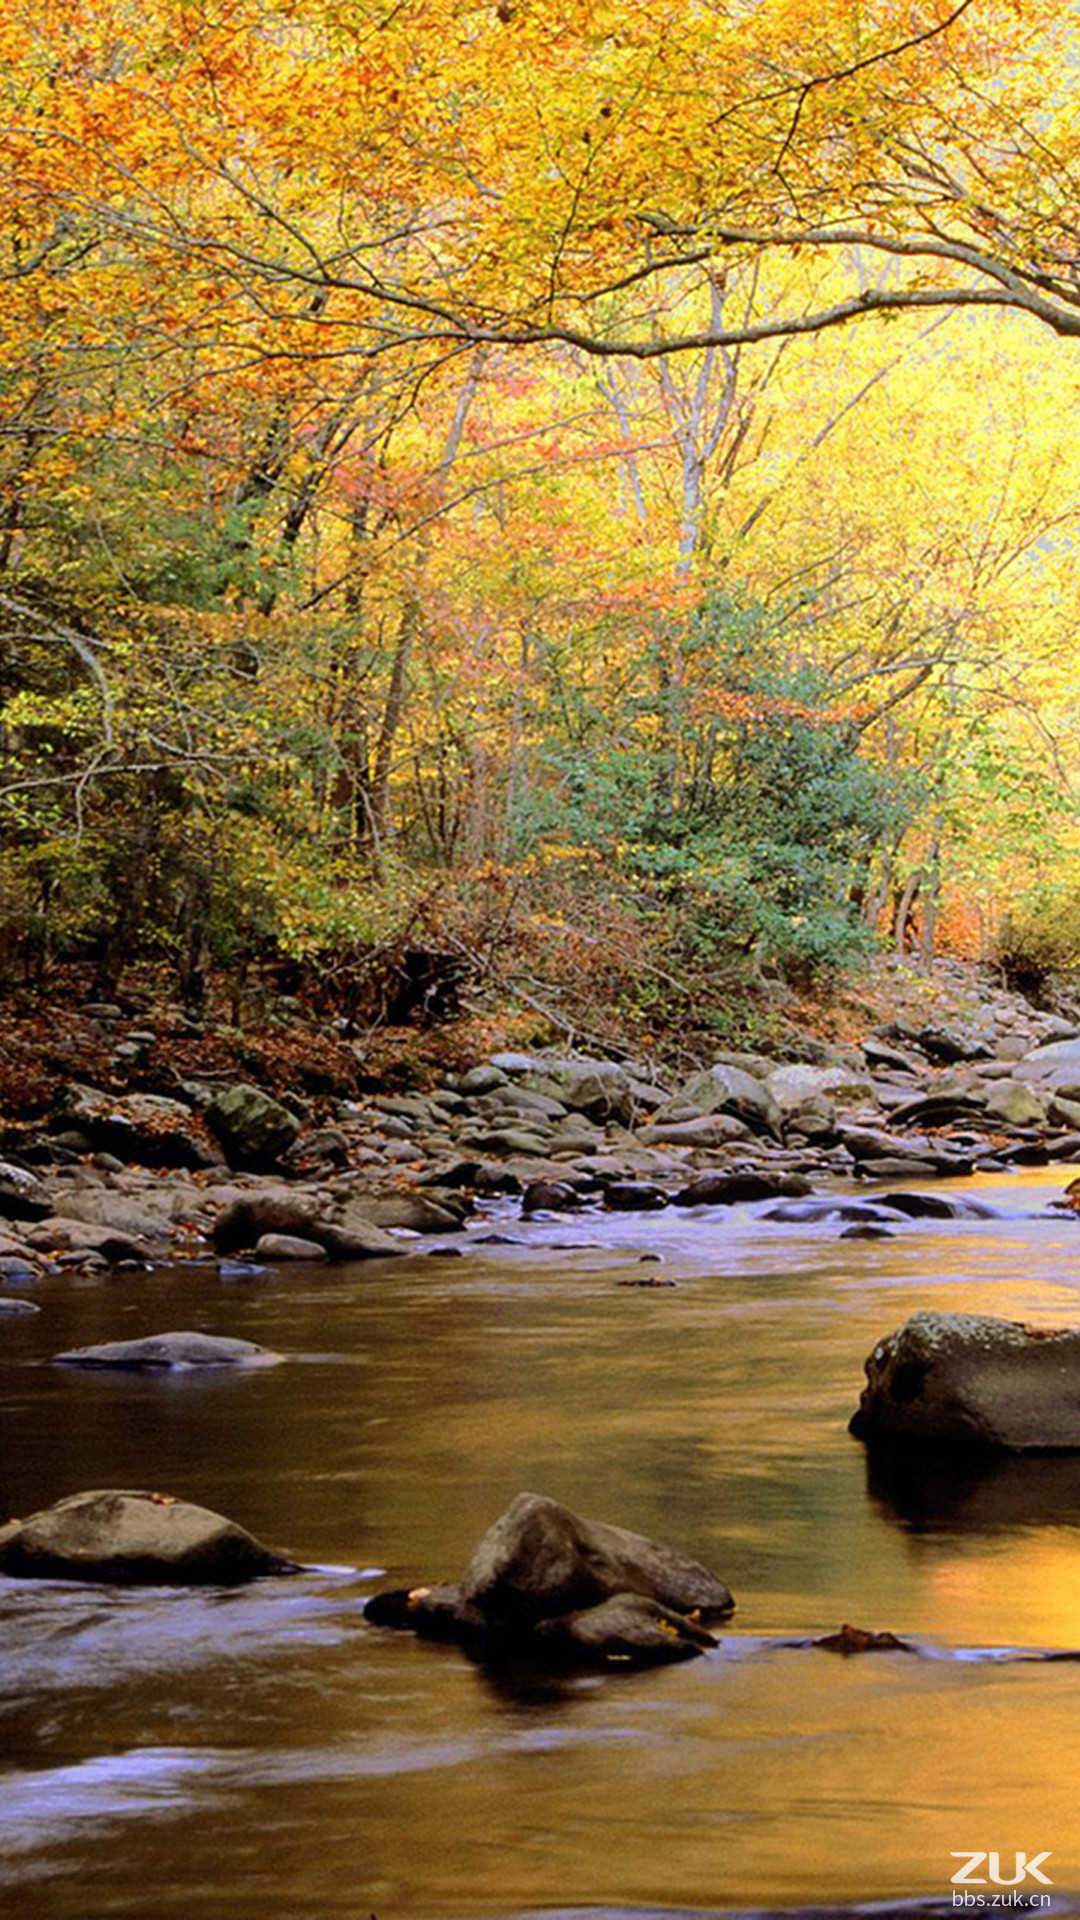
[364,1492,733,1668]
[851,1312,1080,1452]
[460,1493,734,1625]
[0,1489,300,1584]
[205,1085,301,1170]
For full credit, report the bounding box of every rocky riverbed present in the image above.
[4,961,1080,1284]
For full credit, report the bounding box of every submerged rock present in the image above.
[851,1310,1080,1452]
[0,1489,299,1584]
[810,1623,913,1655]
[364,1491,733,1669]
[53,1331,282,1370]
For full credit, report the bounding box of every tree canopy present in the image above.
[2,0,1079,1032]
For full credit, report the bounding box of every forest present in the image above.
[12,9,1080,1915]
[3,0,1080,1048]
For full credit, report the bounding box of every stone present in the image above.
[57,1087,216,1170]
[518,1059,641,1126]
[854,1156,948,1181]
[886,1093,989,1129]
[851,1311,1080,1452]
[478,1085,569,1120]
[460,1491,734,1627]
[533,1593,718,1667]
[339,1193,463,1234]
[0,1255,40,1280]
[48,1191,174,1242]
[282,1127,351,1171]
[877,1191,998,1221]
[22,1217,154,1263]
[521,1179,582,1214]
[363,1493,732,1669]
[460,1127,555,1157]
[363,1583,487,1642]
[765,1064,873,1111]
[764,1198,903,1225]
[671,1064,780,1136]
[485,1051,539,1074]
[810,1624,913,1654]
[982,1081,1049,1129]
[254,1233,329,1262]
[0,1161,51,1221]
[914,1025,994,1064]
[0,1489,300,1584]
[205,1084,301,1170]
[636,1115,751,1147]
[0,1296,39,1314]
[450,1065,510,1095]
[673,1171,808,1206]
[603,1181,667,1211]
[863,1036,923,1075]
[314,1221,409,1261]
[1020,1037,1080,1078]
[213,1190,323,1252]
[53,1332,283,1369]
[213,1190,406,1260]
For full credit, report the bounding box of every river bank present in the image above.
[2,955,1080,1281]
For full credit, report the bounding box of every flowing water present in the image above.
[4,1169,1080,1918]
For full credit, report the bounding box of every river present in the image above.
[3,1168,1080,1917]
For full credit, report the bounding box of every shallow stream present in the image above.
[4,1169,1080,1917]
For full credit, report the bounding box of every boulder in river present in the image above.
[0,1489,300,1584]
[364,1491,733,1668]
[460,1492,734,1627]
[521,1179,583,1215]
[851,1311,1080,1452]
[53,1331,283,1370]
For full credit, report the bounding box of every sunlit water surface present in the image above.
[4,1169,1080,1917]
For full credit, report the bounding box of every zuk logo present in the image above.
[950,1853,1054,1887]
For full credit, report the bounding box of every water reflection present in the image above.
[5,1172,1080,1913]
[866,1445,1080,1535]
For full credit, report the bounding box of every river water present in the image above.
[4,1169,1080,1918]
